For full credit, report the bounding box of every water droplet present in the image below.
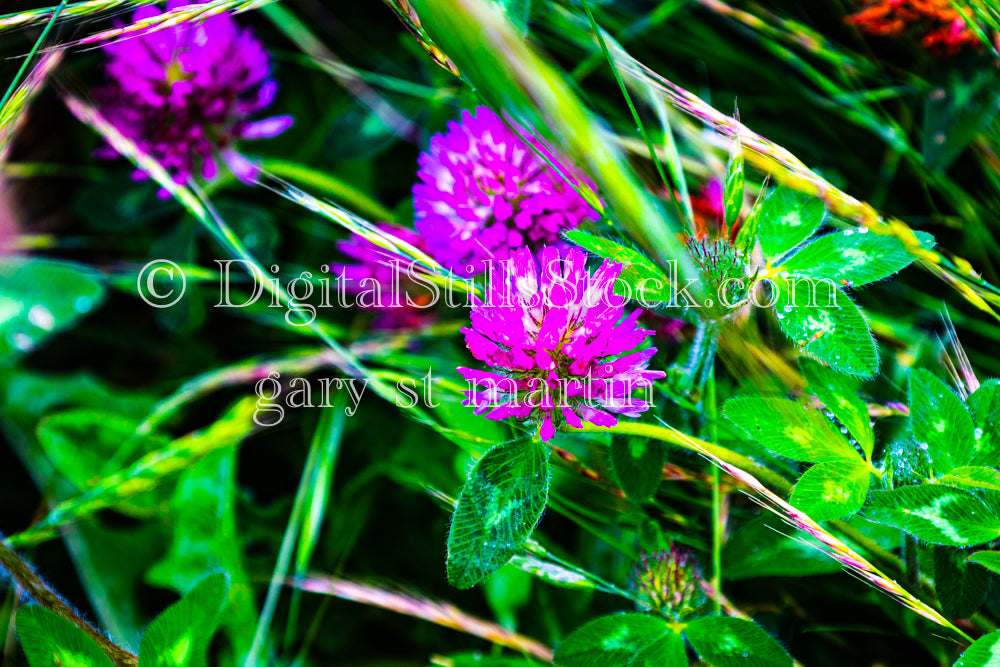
[858,226,869,234]
[11,332,32,351]
[27,305,55,331]
[783,305,793,313]
[75,296,93,313]
[975,427,984,439]
[840,427,849,434]
[844,229,854,237]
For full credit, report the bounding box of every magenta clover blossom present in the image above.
[95,0,292,189]
[457,246,665,442]
[413,106,599,277]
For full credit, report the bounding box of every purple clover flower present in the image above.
[95,0,292,188]
[330,223,437,330]
[457,246,664,442]
[634,546,704,619]
[413,107,599,277]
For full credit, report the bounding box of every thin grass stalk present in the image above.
[0,51,62,164]
[260,159,396,223]
[247,398,348,667]
[283,407,346,651]
[0,0,160,34]
[577,0,676,211]
[289,575,554,661]
[55,0,276,49]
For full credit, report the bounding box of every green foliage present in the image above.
[16,606,115,667]
[506,552,598,590]
[866,485,1000,546]
[734,187,765,258]
[446,439,551,589]
[966,551,1000,574]
[726,380,874,522]
[628,632,687,667]
[910,370,975,474]
[922,67,1000,172]
[966,380,1000,467]
[934,547,989,619]
[723,140,744,230]
[724,396,857,462]
[146,450,256,660]
[5,0,1000,664]
[781,229,933,287]
[800,358,874,459]
[0,258,106,362]
[554,614,673,667]
[683,617,792,667]
[938,467,1000,491]
[499,0,530,34]
[609,437,665,502]
[953,631,1000,667]
[139,573,230,667]
[555,613,792,667]
[790,459,870,521]
[484,565,533,630]
[772,275,878,377]
[564,230,671,302]
[755,187,826,260]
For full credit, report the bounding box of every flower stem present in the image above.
[705,367,723,614]
[0,538,136,666]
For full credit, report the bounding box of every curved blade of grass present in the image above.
[289,575,553,660]
[577,0,674,206]
[407,0,699,289]
[247,399,347,667]
[261,160,395,223]
[255,169,475,299]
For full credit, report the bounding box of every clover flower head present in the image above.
[413,107,599,277]
[330,223,436,330]
[457,245,664,442]
[634,545,704,618]
[95,0,292,188]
